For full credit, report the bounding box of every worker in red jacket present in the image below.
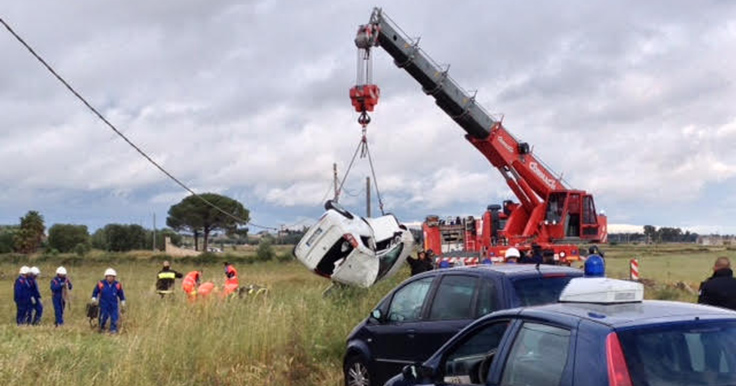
[223,262,239,297]
[182,271,201,302]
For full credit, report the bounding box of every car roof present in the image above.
[512,300,736,328]
[437,263,582,278]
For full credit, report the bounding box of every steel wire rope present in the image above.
[0,16,275,231]
[335,137,363,202]
[363,143,386,215]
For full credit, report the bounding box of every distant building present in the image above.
[698,235,736,246]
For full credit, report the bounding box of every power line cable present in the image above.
[0,16,275,231]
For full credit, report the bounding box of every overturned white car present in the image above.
[294,200,415,288]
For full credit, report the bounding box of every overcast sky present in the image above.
[1,1,735,235]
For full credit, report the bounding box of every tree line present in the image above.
[0,193,250,255]
[608,225,700,244]
[0,211,183,255]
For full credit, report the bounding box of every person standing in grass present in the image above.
[698,257,736,311]
[27,266,43,325]
[156,261,183,298]
[182,270,201,302]
[14,266,31,325]
[407,251,433,276]
[50,266,72,326]
[223,262,239,297]
[91,268,126,333]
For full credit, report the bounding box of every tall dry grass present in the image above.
[0,257,405,386]
[0,244,732,384]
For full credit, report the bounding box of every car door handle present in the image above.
[407,329,416,339]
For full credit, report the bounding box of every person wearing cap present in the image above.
[50,266,73,326]
[588,245,605,259]
[27,266,43,325]
[584,254,605,277]
[156,261,183,298]
[223,262,239,297]
[504,247,520,264]
[91,268,126,333]
[14,266,31,325]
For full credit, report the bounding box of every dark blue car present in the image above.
[343,264,583,386]
[386,278,736,386]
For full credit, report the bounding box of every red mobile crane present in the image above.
[350,8,607,264]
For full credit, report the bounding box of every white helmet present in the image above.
[30,266,40,276]
[19,266,30,275]
[56,266,67,275]
[505,247,521,259]
[104,268,117,277]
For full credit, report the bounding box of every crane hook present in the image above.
[358,111,371,127]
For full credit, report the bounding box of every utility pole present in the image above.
[152,213,157,251]
[366,176,371,217]
[333,163,339,201]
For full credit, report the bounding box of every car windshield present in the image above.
[511,276,576,307]
[376,244,403,281]
[618,320,736,386]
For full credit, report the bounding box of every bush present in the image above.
[256,239,275,262]
[277,251,294,262]
[191,252,219,265]
[48,224,90,253]
[74,242,91,257]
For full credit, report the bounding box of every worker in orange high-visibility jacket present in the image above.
[181,271,201,302]
[222,262,239,297]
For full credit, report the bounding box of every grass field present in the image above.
[0,244,734,385]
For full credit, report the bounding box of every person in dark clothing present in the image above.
[588,245,605,258]
[156,261,183,298]
[519,244,543,264]
[407,251,434,276]
[698,257,736,311]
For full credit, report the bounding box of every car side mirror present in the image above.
[402,364,419,381]
[402,363,434,383]
[370,309,383,322]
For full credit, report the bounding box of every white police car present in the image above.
[294,200,414,288]
[387,277,736,386]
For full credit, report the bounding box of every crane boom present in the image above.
[353,8,607,263]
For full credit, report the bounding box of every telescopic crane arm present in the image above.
[353,8,563,211]
[352,7,607,244]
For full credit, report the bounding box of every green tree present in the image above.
[256,238,275,262]
[13,211,45,254]
[167,193,249,252]
[48,224,90,253]
[0,226,17,253]
[95,224,147,252]
[643,225,657,244]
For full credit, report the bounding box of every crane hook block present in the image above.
[350,84,380,113]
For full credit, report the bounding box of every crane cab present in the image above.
[542,191,607,243]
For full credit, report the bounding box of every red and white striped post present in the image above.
[630,258,640,281]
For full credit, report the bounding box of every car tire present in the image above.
[344,355,371,386]
[326,200,354,220]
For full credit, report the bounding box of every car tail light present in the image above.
[343,234,359,248]
[606,332,632,386]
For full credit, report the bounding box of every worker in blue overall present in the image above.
[14,266,31,325]
[91,268,126,333]
[50,266,73,326]
[27,266,43,325]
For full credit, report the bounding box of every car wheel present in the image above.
[344,355,371,386]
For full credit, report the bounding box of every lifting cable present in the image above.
[335,127,386,215]
[0,16,276,231]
